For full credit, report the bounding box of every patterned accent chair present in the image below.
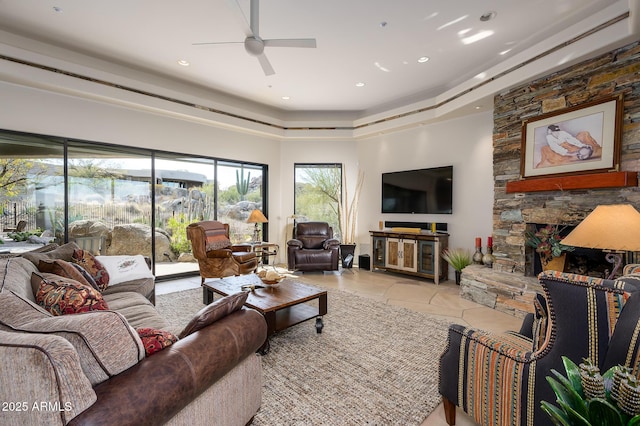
[186,221,258,283]
[287,222,340,272]
[439,270,640,426]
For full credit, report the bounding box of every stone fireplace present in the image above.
[459,40,640,316]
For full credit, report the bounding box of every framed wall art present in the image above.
[520,95,623,178]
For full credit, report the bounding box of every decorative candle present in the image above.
[475,237,481,248]
[431,222,436,233]
[488,236,493,247]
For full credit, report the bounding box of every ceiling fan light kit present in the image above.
[195,0,317,76]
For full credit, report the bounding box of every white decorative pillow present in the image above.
[95,255,153,287]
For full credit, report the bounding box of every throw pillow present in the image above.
[95,255,153,286]
[71,249,110,291]
[205,236,231,251]
[178,291,248,339]
[37,259,98,290]
[136,327,178,356]
[33,272,109,316]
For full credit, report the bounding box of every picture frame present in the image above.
[520,95,623,178]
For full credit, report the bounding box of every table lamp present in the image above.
[247,209,268,242]
[561,204,640,278]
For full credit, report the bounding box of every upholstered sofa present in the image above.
[439,268,640,426]
[0,243,267,426]
[287,222,340,272]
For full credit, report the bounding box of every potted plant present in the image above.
[525,224,574,271]
[541,356,640,425]
[441,248,472,285]
[337,167,364,268]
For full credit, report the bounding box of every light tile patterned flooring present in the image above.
[156,267,523,426]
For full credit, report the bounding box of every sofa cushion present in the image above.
[136,327,178,356]
[72,249,110,291]
[21,242,80,266]
[178,291,249,339]
[37,258,98,290]
[0,257,39,302]
[32,272,109,316]
[0,290,144,386]
[95,254,153,286]
[103,291,168,330]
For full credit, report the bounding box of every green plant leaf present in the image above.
[562,357,584,397]
[588,398,624,426]
[541,401,572,426]
[627,415,640,426]
[547,375,589,419]
[556,399,591,426]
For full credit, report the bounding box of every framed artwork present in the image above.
[520,95,623,178]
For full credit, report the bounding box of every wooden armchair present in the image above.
[439,270,640,426]
[186,221,258,283]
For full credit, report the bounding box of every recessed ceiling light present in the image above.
[355,82,365,87]
[281,96,291,100]
[475,106,481,110]
[177,60,190,67]
[379,21,388,28]
[417,56,430,63]
[53,6,63,13]
[480,11,497,22]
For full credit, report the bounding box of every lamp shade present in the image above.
[247,209,268,224]
[561,204,640,251]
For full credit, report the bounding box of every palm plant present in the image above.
[441,248,473,272]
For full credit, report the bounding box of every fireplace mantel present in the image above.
[505,171,638,193]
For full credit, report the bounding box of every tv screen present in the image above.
[381,166,453,214]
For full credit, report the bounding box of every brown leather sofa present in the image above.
[187,221,258,283]
[0,243,267,425]
[287,222,340,272]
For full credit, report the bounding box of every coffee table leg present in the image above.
[258,339,270,355]
[315,316,324,333]
[203,287,214,305]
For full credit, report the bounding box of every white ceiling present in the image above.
[0,0,633,117]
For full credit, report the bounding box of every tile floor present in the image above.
[156,267,523,426]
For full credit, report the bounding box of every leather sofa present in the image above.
[187,221,258,283]
[0,243,267,426]
[287,222,340,272]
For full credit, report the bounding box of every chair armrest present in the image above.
[324,238,340,249]
[287,239,303,249]
[230,244,252,253]
[205,249,233,258]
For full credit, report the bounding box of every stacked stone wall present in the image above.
[492,41,640,273]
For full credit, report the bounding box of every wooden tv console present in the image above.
[370,230,449,284]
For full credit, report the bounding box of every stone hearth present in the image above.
[460,265,539,318]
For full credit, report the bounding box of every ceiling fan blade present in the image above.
[257,53,275,76]
[264,38,317,48]
[192,41,244,46]
[225,0,253,37]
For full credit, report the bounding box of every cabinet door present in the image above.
[401,239,417,272]
[372,236,386,268]
[418,240,435,275]
[386,238,400,269]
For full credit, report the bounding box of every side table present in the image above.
[251,242,279,266]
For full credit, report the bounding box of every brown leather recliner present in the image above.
[287,222,340,272]
[186,221,258,283]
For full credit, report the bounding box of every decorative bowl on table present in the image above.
[257,270,284,285]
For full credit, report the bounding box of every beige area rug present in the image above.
[156,283,452,425]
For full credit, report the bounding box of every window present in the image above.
[294,163,341,240]
[0,129,267,279]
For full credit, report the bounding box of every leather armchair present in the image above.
[287,222,340,272]
[186,221,258,283]
[439,270,640,426]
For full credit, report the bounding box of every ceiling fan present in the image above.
[194,0,317,76]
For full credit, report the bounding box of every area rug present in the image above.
[156,284,452,425]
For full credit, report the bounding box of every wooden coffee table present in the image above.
[202,274,327,353]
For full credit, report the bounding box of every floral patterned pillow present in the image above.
[136,327,178,356]
[33,273,109,316]
[71,249,110,291]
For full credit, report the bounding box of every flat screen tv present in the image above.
[381,166,453,214]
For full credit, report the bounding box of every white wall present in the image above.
[0,78,494,275]
[356,112,494,275]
